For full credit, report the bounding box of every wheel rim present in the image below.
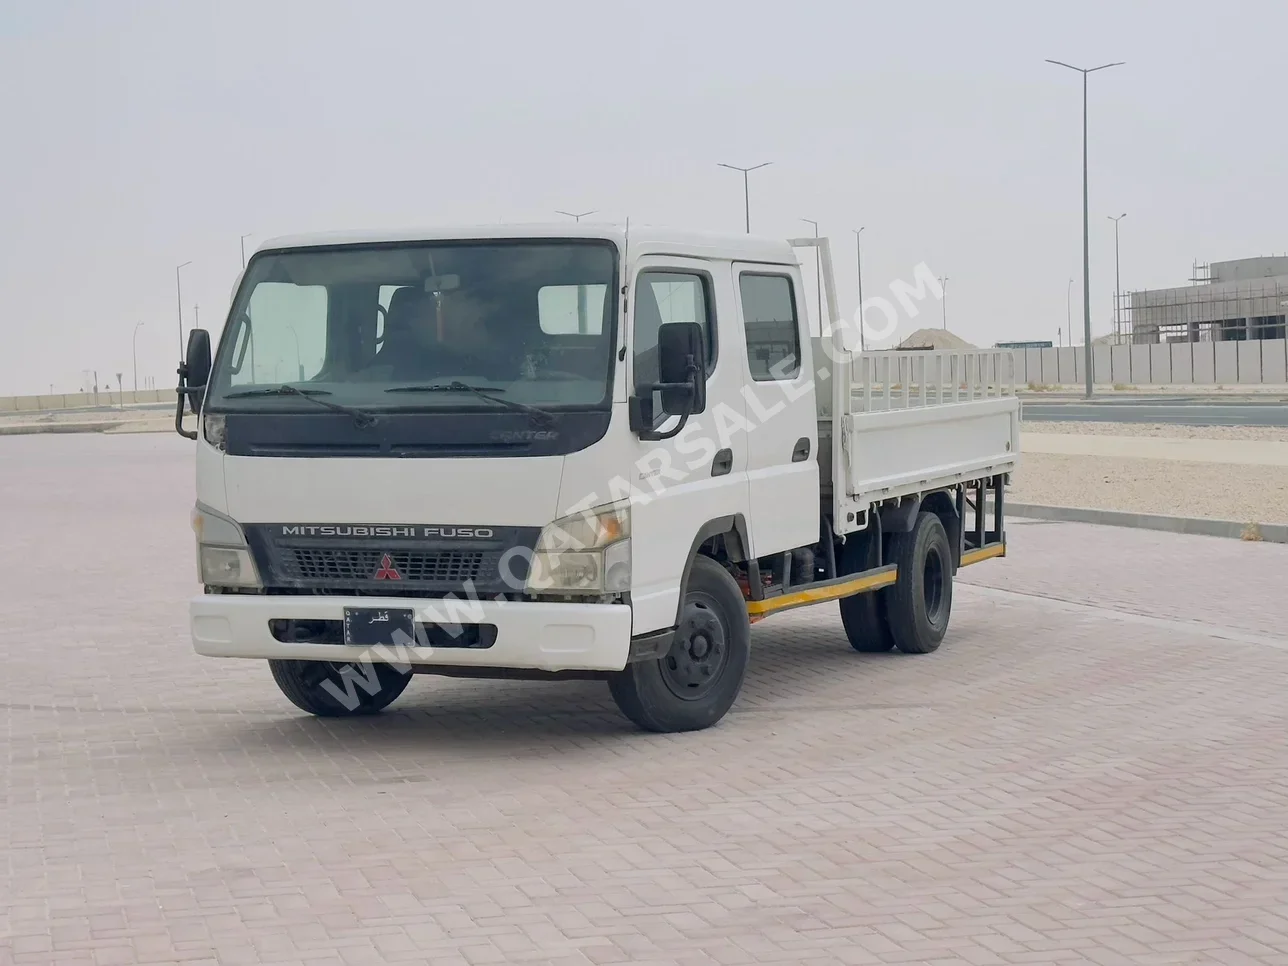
[659,591,730,700]
[922,545,946,624]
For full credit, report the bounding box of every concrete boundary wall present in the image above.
[1016,339,1288,386]
[0,388,172,413]
[8,342,1288,410]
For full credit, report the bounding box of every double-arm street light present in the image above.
[175,260,193,356]
[1109,213,1127,342]
[556,211,599,332]
[1045,57,1125,397]
[1066,277,1074,345]
[132,321,144,392]
[718,162,772,233]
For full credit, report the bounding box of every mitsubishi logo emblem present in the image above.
[373,554,401,580]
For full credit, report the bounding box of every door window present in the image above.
[632,270,716,394]
[739,273,801,381]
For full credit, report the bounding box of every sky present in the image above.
[3,0,1287,395]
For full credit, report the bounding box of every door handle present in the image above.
[711,448,733,477]
[791,437,811,462]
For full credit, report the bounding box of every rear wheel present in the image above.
[837,524,895,653]
[884,512,953,654]
[269,659,412,717]
[608,556,750,733]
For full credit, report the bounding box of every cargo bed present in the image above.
[812,343,1020,534]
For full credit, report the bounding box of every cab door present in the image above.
[625,256,751,635]
[732,263,820,557]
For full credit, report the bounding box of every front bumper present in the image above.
[189,593,633,672]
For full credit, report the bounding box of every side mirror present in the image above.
[629,321,705,441]
[184,328,212,412]
[657,321,706,413]
[175,328,211,438]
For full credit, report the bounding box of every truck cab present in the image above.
[179,224,1017,732]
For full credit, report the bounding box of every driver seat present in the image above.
[379,287,428,360]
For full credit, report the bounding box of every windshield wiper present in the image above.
[224,385,379,428]
[385,381,555,427]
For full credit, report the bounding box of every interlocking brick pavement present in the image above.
[3,433,1288,965]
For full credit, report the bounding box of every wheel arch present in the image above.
[920,488,961,571]
[675,514,751,623]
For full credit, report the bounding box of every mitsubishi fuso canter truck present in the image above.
[176,224,1019,733]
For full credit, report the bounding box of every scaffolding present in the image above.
[1124,259,1288,344]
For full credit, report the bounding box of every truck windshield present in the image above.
[205,240,618,412]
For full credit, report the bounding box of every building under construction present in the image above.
[1125,256,1288,343]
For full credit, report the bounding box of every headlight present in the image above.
[527,502,630,595]
[202,413,226,451]
[534,501,629,552]
[199,546,259,587]
[191,504,262,589]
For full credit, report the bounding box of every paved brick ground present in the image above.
[3,433,1288,966]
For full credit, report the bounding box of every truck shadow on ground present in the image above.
[204,619,939,760]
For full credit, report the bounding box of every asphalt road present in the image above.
[1022,394,1288,426]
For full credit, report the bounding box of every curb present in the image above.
[0,419,172,437]
[1004,501,1288,544]
[0,421,124,436]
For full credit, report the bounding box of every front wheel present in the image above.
[269,659,412,717]
[608,556,751,733]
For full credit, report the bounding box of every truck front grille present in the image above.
[243,523,541,595]
[282,549,490,584]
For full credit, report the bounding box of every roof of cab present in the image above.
[255,223,799,266]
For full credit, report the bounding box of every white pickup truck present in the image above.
[177,224,1018,733]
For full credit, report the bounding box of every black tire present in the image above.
[608,556,750,733]
[269,659,412,717]
[837,524,895,653]
[884,512,953,655]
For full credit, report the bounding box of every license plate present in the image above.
[342,607,417,647]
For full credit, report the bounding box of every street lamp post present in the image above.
[801,219,822,329]
[175,260,192,356]
[1046,57,1125,398]
[853,228,866,352]
[285,324,304,381]
[940,277,949,329]
[240,233,253,269]
[1109,213,1126,343]
[132,321,144,392]
[556,210,598,332]
[1067,277,1074,345]
[717,162,772,233]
